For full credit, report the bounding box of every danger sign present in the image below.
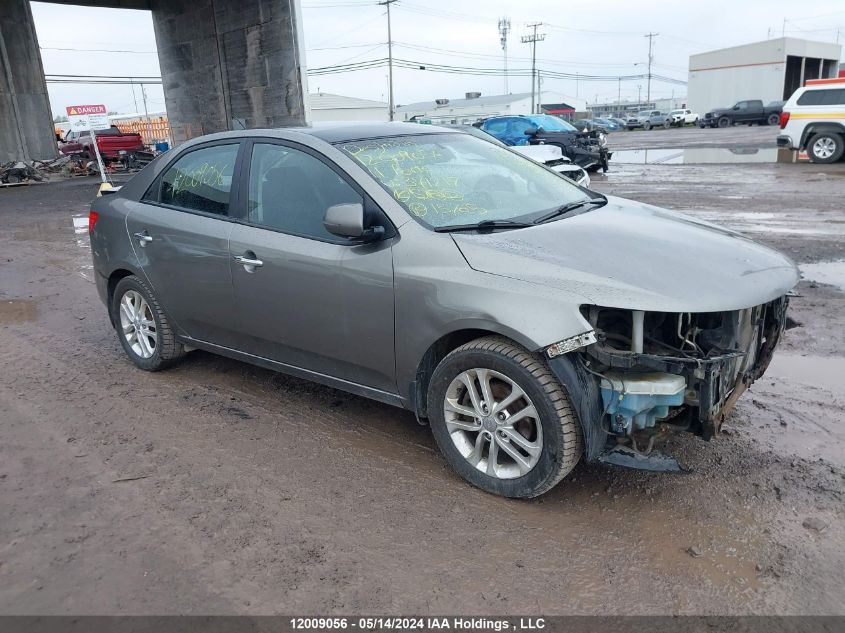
[66,103,110,132]
[66,104,107,116]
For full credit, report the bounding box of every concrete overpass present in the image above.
[0,0,309,162]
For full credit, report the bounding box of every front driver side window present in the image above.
[247,143,363,241]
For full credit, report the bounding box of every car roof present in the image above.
[297,121,453,143]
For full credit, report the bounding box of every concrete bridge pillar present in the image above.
[0,0,58,162]
[150,0,310,144]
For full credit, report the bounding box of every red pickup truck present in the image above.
[59,126,145,160]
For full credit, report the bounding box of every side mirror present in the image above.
[524,126,538,135]
[324,203,384,243]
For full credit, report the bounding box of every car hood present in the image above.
[452,196,799,312]
[510,144,565,164]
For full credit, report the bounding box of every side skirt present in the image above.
[178,336,408,410]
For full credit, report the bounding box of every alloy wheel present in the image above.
[813,137,837,160]
[119,290,157,358]
[443,368,543,479]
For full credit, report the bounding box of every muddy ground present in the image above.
[1,126,843,615]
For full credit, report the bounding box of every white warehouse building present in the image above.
[687,37,842,115]
[308,92,389,122]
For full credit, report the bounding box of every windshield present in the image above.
[524,115,577,132]
[337,133,588,230]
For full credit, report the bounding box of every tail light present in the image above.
[88,210,99,235]
[779,111,790,129]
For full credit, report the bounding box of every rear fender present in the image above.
[800,122,845,150]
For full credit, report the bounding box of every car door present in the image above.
[124,141,244,347]
[227,139,397,394]
[61,130,81,155]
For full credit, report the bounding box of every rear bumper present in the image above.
[776,134,794,149]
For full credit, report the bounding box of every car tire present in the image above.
[663,119,671,129]
[767,113,780,126]
[427,336,582,498]
[717,116,731,128]
[643,121,651,130]
[693,118,699,126]
[807,132,845,164]
[112,275,185,371]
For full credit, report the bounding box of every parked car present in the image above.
[480,114,611,171]
[444,125,590,187]
[626,110,671,130]
[571,118,611,133]
[90,122,797,498]
[590,117,621,132]
[59,125,146,161]
[777,78,845,163]
[669,109,699,126]
[699,100,783,128]
[607,117,629,129]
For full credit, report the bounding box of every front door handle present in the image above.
[134,231,153,247]
[233,254,263,271]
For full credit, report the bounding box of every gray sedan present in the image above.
[89,122,798,498]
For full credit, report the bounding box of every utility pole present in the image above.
[140,82,154,148]
[498,17,511,94]
[644,32,658,104]
[521,23,545,115]
[617,76,621,108]
[379,0,397,121]
[637,84,642,104]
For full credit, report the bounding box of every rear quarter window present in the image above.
[797,89,845,106]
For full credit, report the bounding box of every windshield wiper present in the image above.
[434,219,535,233]
[533,195,608,224]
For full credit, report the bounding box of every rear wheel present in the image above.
[112,275,185,371]
[663,119,672,129]
[717,116,731,128]
[807,133,844,164]
[767,113,780,126]
[427,336,582,498]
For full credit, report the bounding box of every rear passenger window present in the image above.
[797,89,845,106]
[157,144,239,215]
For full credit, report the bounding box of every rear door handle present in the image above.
[233,254,263,270]
[133,231,152,246]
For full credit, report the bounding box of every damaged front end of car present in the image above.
[546,296,789,472]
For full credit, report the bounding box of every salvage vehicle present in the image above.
[90,123,798,498]
[777,77,845,163]
[445,125,590,187]
[480,114,611,172]
[60,126,145,161]
[699,100,783,128]
[669,109,699,126]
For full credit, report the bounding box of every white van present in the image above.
[777,77,845,163]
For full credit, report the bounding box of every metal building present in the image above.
[688,37,842,115]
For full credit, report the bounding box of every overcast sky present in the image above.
[32,0,845,118]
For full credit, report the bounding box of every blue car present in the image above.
[479,114,611,172]
[591,117,621,132]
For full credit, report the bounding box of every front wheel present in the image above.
[717,116,731,128]
[427,336,582,498]
[807,133,844,164]
[643,121,652,130]
[112,275,185,371]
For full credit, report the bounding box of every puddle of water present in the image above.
[613,147,778,165]
[0,299,37,324]
[767,354,845,396]
[800,260,845,291]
